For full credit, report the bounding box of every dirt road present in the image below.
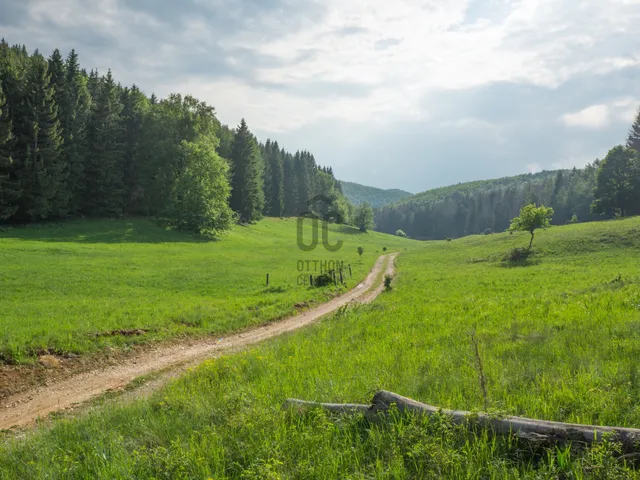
[0,254,397,430]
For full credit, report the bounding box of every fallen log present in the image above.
[285,390,640,452]
[285,398,370,415]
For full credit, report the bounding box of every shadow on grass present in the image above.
[499,258,541,268]
[337,225,366,235]
[0,218,213,244]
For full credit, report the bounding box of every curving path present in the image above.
[0,253,397,430]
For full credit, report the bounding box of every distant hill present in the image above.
[375,166,605,240]
[340,181,413,208]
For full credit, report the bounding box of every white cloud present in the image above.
[561,105,610,129]
[239,0,640,129]
[5,0,640,133]
[3,0,640,191]
[560,97,639,129]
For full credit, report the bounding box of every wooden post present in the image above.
[349,265,352,278]
[266,273,269,286]
[339,270,343,284]
[309,274,313,286]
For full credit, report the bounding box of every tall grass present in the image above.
[1,217,640,478]
[0,218,416,363]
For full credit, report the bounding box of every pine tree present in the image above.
[120,84,148,212]
[61,49,91,213]
[13,54,66,220]
[84,70,124,216]
[230,119,264,222]
[47,49,65,116]
[627,106,640,153]
[283,151,296,216]
[0,83,18,220]
[87,69,100,99]
[293,151,310,214]
[262,139,284,216]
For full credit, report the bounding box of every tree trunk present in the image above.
[286,390,640,452]
[528,231,534,251]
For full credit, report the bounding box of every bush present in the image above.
[357,246,364,256]
[567,214,578,224]
[506,247,531,263]
[384,274,393,292]
[383,247,387,252]
[312,272,334,287]
[395,229,407,238]
[483,228,492,235]
[446,237,452,242]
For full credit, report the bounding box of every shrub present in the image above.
[446,237,452,242]
[395,229,407,238]
[383,247,387,252]
[312,272,334,287]
[384,274,393,291]
[506,247,531,263]
[483,228,492,235]
[357,246,364,256]
[567,214,578,224]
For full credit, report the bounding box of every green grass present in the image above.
[2,217,640,478]
[0,218,415,363]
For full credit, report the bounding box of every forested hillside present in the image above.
[376,129,640,240]
[0,41,351,235]
[375,168,599,239]
[339,181,412,208]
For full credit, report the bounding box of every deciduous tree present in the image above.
[591,145,640,218]
[509,203,554,250]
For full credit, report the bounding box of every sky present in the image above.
[1,0,639,193]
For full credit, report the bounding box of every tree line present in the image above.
[376,109,640,240]
[0,41,353,236]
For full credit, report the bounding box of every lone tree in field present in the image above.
[509,204,554,251]
[357,246,364,256]
[590,145,640,218]
[353,202,374,232]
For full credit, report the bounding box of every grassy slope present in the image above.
[2,218,640,478]
[339,181,413,208]
[0,218,416,363]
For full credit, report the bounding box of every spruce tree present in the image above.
[293,151,309,213]
[47,49,65,116]
[62,49,91,214]
[230,119,264,222]
[262,139,284,216]
[627,106,640,153]
[13,54,66,220]
[0,83,18,220]
[120,84,148,212]
[84,70,124,216]
[282,152,296,216]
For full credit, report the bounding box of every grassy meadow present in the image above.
[2,217,640,478]
[0,218,416,364]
